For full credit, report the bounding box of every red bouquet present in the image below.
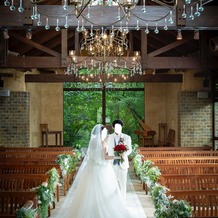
[113,143,128,164]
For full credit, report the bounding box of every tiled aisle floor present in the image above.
[51,162,155,218]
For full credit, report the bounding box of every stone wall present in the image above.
[178,91,212,146]
[0,91,30,147]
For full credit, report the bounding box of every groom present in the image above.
[106,119,132,203]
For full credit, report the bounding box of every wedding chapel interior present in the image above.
[0,0,218,217]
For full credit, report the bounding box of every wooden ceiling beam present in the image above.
[25,73,183,83]
[0,56,211,69]
[9,32,60,57]
[1,6,218,29]
[148,34,193,57]
[4,56,60,68]
[19,30,61,55]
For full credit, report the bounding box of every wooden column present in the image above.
[141,30,148,71]
[61,29,68,67]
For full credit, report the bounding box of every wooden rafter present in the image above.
[9,32,60,57]
[25,73,183,83]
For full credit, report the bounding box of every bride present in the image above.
[64,124,134,218]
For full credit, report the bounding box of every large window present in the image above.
[63,82,144,147]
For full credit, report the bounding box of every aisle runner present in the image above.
[126,175,147,218]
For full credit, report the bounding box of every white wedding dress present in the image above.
[64,124,134,218]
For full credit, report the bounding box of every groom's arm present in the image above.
[124,135,132,157]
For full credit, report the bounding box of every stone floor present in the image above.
[50,161,156,218]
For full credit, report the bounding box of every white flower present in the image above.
[42,182,48,187]
[64,158,68,165]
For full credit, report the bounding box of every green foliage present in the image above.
[31,168,60,218]
[16,206,38,218]
[36,183,53,218]
[154,198,193,218]
[63,83,144,147]
[133,154,193,218]
[129,143,139,160]
[47,167,60,193]
[56,154,76,177]
[132,154,143,177]
[63,90,102,146]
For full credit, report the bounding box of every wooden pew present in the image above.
[154,163,218,175]
[0,174,56,217]
[159,174,218,191]
[143,164,218,194]
[0,164,60,174]
[159,175,218,217]
[168,190,218,217]
[0,151,74,159]
[0,191,37,217]
[0,147,73,152]
[138,145,212,151]
[142,157,218,164]
[0,165,61,202]
[0,159,73,196]
[0,150,77,196]
[0,174,49,191]
[139,150,218,158]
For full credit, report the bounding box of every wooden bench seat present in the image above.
[0,174,49,191]
[168,190,218,217]
[154,163,218,175]
[0,191,37,217]
[159,174,218,191]
[0,164,61,174]
[139,150,218,158]
[160,175,218,217]
[0,173,58,216]
[138,145,212,151]
[0,151,74,159]
[0,147,73,152]
[142,156,218,164]
[0,161,73,196]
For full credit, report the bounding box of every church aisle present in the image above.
[50,161,155,218]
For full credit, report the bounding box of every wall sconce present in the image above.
[3,28,9,39]
[26,28,32,40]
[193,30,199,40]
[176,29,182,40]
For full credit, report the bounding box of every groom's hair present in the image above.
[112,119,123,127]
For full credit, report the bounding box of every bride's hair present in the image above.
[92,125,105,136]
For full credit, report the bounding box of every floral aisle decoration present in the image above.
[56,154,76,177]
[16,203,38,218]
[31,167,60,218]
[132,153,143,177]
[129,143,139,160]
[133,155,192,218]
[35,182,53,218]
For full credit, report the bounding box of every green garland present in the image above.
[16,206,38,218]
[32,167,60,218]
[132,154,192,218]
[56,152,81,177]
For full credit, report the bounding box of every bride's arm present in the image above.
[102,141,121,160]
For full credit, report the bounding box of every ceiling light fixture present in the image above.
[3,0,206,35]
[66,28,142,81]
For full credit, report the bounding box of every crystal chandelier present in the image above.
[66,28,142,82]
